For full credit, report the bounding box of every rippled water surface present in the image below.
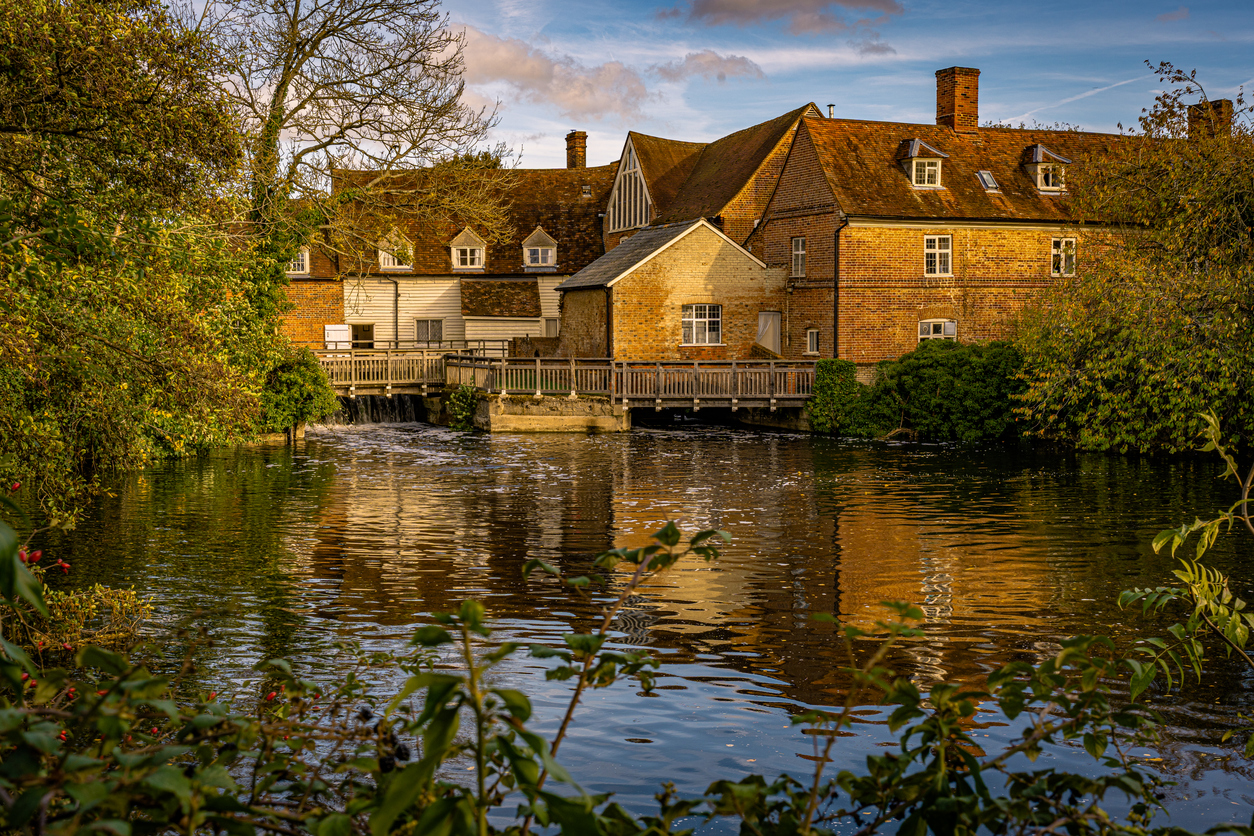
[44,422,1254,827]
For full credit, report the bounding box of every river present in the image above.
[40,421,1254,828]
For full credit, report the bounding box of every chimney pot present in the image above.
[827,103,835,118]
[935,67,980,134]
[1188,99,1233,140]
[565,130,587,169]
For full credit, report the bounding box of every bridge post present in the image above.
[692,360,699,411]
[385,349,392,398]
[654,362,662,411]
[731,360,738,411]
[569,356,577,399]
[350,350,357,398]
[534,356,542,399]
[769,360,777,412]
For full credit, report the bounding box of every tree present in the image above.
[188,0,515,272]
[1016,63,1254,454]
[0,1,280,526]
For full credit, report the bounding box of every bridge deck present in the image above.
[316,351,815,409]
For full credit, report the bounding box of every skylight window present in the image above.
[977,170,998,191]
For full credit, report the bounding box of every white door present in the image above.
[756,311,781,354]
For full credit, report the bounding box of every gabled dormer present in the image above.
[522,227,557,271]
[378,230,412,271]
[450,227,486,272]
[1023,144,1070,192]
[606,137,653,233]
[896,139,949,189]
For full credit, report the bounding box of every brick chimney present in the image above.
[565,130,587,168]
[936,67,980,134]
[1188,99,1233,140]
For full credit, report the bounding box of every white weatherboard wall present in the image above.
[343,277,465,344]
[538,277,563,320]
[464,317,544,342]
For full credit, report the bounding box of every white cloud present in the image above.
[652,50,765,83]
[460,25,652,122]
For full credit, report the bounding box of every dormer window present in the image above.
[1023,144,1071,193]
[378,232,411,271]
[897,138,948,189]
[286,247,310,276]
[521,227,558,272]
[450,227,486,272]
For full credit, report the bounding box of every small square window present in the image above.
[918,319,957,341]
[286,247,309,275]
[976,170,998,191]
[912,159,941,187]
[805,329,820,355]
[415,318,443,344]
[791,237,806,277]
[351,323,375,349]
[581,185,592,197]
[545,318,559,338]
[1051,237,1076,277]
[924,235,952,276]
[1039,165,1065,190]
[527,247,553,266]
[681,304,722,345]
[456,247,482,268]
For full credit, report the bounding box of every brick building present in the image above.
[280,132,614,349]
[747,67,1121,371]
[555,219,786,360]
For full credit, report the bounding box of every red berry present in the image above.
[207,691,217,701]
[265,691,277,701]
[150,727,158,735]
[10,482,19,491]
[62,643,72,651]
[60,565,69,574]
[20,673,28,682]
[29,550,41,562]
[97,690,108,696]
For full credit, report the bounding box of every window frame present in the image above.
[378,235,412,271]
[454,246,483,270]
[544,318,559,338]
[681,304,723,346]
[1051,237,1076,277]
[350,323,375,349]
[415,318,444,344]
[286,247,310,276]
[918,319,957,342]
[912,159,942,188]
[526,247,554,267]
[805,328,820,355]
[791,237,807,277]
[924,235,952,277]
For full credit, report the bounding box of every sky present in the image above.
[447,0,1254,168]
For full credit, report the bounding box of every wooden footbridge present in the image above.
[315,350,816,410]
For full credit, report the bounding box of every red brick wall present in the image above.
[609,225,787,361]
[281,280,344,347]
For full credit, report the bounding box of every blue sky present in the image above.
[448,0,1254,168]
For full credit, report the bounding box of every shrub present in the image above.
[864,340,1025,444]
[806,359,873,436]
[258,347,338,433]
[449,384,478,431]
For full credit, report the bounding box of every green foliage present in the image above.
[449,384,479,432]
[259,348,339,433]
[1016,64,1254,454]
[806,359,874,436]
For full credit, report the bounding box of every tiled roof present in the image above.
[461,278,541,318]
[333,164,616,276]
[628,133,706,212]
[554,221,699,291]
[802,116,1121,221]
[659,104,817,223]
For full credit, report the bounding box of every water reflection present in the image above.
[41,423,1254,826]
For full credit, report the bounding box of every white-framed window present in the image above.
[912,159,941,187]
[527,247,554,266]
[919,319,957,341]
[791,237,806,277]
[607,142,652,232]
[805,329,820,355]
[924,235,952,276]
[455,247,482,269]
[1037,164,1065,191]
[286,247,310,275]
[415,319,443,344]
[976,170,998,191]
[378,234,412,271]
[681,304,722,345]
[450,227,487,272]
[544,318,559,338]
[1051,237,1076,277]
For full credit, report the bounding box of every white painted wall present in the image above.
[343,277,466,344]
[464,317,545,342]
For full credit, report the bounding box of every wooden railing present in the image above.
[315,349,447,395]
[444,356,815,410]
